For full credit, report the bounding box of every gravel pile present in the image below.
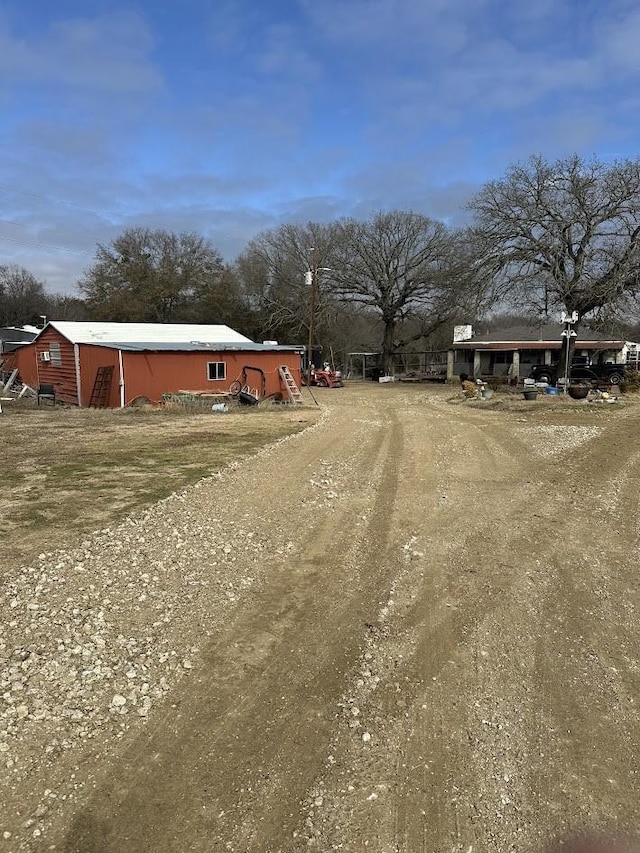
[517,424,601,457]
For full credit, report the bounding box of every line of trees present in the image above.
[5,153,640,370]
[0,264,85,328]
[74,215,492,371]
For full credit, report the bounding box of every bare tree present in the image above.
[469,154,640,368]
[330,211,455,372]
[236,222,337,343]
[0,265,48,326]
[46,294,87,321]
[237,215,491,366]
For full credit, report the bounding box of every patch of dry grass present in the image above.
[0,399,318,572]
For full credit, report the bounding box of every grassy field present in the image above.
[0,399,318,572]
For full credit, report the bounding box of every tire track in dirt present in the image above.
[396,406,640,853]
[295,393,640,853]
[12,385,640,853]
[59,408,407,853]
[527,436,640,844]
[286,400,538,852]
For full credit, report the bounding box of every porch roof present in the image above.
[453,340,625,351]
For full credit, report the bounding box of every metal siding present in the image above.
[77,345,121,407]
[14,345,37,390]
[1,350,19,374]
[123,350,302,404]
[30,328,79,404]
[15,339,302,406]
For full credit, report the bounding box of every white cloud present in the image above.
[1,0,640,298]
[299,0,472,50]
[600,6,640,73]
[0,11,162,95]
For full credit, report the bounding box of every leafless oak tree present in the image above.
[329,211,478,372]
[469,155,640,365]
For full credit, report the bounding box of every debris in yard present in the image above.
[460,373,480,398]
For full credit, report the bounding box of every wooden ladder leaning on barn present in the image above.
[89,365,114,408]
[278,365,303,403]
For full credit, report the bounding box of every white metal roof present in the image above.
[46,321,253,346]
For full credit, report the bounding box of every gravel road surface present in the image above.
[1,384,639,853]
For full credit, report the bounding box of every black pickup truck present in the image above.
[529,362,626,385]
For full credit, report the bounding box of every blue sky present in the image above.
[2,0,640,293]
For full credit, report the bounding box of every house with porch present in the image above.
[447,324,635,382]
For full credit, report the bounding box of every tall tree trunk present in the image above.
[381,320,396,375]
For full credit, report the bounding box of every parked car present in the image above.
[529,362,626,385]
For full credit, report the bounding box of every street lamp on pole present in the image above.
[306,247,332,386]
[560,310,578,394]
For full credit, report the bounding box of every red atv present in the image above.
[306,367,343,388]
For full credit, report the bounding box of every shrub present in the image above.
[620,369,640,393]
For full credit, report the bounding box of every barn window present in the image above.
[49,342,62,366]
[207,361,226,381]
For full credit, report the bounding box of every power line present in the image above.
[0,233,90,254]
[0,182,125,219]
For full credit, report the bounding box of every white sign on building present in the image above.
[453,324,473,343]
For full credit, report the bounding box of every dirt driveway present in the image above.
[2,384,639,853]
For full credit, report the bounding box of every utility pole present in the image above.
[306,247,317,387]
[560,310,578,394]
[305,250,332,387]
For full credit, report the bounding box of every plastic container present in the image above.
[544,386,559,395]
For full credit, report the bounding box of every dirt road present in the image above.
[4,384,640,852]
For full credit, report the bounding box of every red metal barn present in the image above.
[1,326,38,381]
[16,322,303,407]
